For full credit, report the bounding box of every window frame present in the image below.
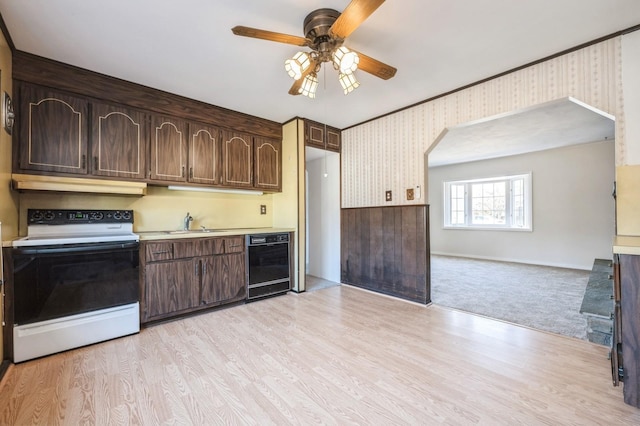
[443,173,532,231]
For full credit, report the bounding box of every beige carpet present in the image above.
[431,255,590,340]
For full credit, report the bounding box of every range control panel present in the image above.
[27,209,134,225]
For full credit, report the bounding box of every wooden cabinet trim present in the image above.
[253,136,281,191]
[27,98,85,170]
[92,105,147,179]
[95,111,142,175]
[189,126,220,184]
[152,120,187,181]
[223,134,253,187]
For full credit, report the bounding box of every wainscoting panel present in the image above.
[341,205,430,304]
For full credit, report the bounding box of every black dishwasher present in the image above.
[246,233,291,300]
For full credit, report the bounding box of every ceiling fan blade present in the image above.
[352,49,397,80]
[232,26,309,46]
[289,79,303,96]
[329,0,386,39]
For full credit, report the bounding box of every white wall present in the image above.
[428,140,615,270]
[306,150,341,282]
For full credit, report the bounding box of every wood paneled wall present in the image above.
[341,205,430,304]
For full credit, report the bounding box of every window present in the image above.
[443,173,532,230]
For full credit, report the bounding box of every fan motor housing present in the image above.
[304,8,340,40]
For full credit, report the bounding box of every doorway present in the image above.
[305,146,341,291]
[426,99,616,340]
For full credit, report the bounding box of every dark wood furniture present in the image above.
[140,236,246,324]
[17,84,89,175]
[188,122,221,185]
[613,253,640,407]
[254,137,282,192]
[304,119,340,152]
[12,51,282,192]
[341,205,430,304]
[91,102,147,180]
[221,130,253,189]
[150,116,188,182]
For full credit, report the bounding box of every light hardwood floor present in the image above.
[1,285,639,425]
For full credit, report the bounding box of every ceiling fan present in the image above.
[232,0,397,98]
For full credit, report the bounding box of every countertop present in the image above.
[2,227,295,246]
[613,235,640,256]
[136,227,295,241]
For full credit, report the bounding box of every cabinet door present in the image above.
[221,130,253,188]
[150,116,188,182]
[326,126,341,152]
[254,137,282,192]
[304,119,340,152]
[304,119,325,149]
[91,103,147,179]
[18,84,89,174]
[189,123,221,185]
[201,253,246,305]
[144,259,199,320]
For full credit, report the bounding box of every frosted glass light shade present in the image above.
[299,73,319,98]
[333,46,359,74]
[338,72,360,94]
[284,52,311,80]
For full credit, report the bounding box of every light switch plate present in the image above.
[385,190,392,202]
[260,205,266,215]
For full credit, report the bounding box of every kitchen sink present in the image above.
[164,229,229,234]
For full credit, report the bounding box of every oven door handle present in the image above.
[13,241,139,255]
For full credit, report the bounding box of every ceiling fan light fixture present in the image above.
[284,51,311,80]
[333,46,359,74]
[338,71,360,94]
[299,73,319,98]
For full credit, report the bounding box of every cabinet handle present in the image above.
[203,263,207,275]
[182,165,185,177]
[195,262,199,276]
[152,250,171,255]
[81,154,86,169]
[94,156,98,171]
[189,167,193,179]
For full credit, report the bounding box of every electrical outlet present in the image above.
[260,204,267,215]
[406,188,414,200]
[385,190,392,202]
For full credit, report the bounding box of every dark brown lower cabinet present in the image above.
[141,236,246,323]
[341,205,430,304]
[201,253,246,304]
[145,259,200,319]
[616,253,640,407]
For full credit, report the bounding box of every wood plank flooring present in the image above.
[1,285,639,425]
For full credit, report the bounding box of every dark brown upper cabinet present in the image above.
[221,130,253,189]
[150,116,188,182]
[17,84,89,175]
[91,103,147,180]
[304,119,341,153]
[254,137,282,192]
[188,123,221,185]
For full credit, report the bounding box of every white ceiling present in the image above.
[428,98,616,167]
[0,1,637,164]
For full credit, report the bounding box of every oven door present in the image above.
[12,241,139,326]
[246,237,290,300]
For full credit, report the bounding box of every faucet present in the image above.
[183,212,193,231]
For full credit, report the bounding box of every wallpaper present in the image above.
[342,37,624,208]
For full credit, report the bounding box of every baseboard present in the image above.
[0,359,11,384]
[430,251,592,271]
